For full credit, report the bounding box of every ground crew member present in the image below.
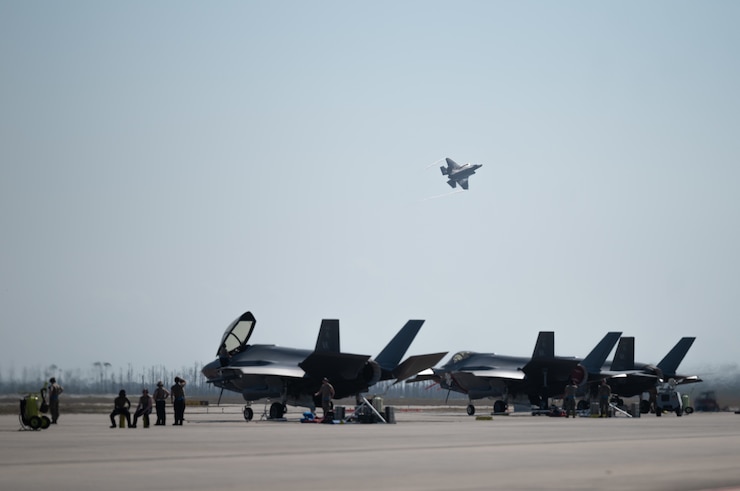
[153,381,170,425]
[48,377,64,424]
[314,377,335,419]
[598,380,612,417]
[170,376,186,425]
[132,388,153,428]
[109,390,132,428]
[564,380,578,418]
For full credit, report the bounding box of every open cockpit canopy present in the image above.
[218,311,256,356]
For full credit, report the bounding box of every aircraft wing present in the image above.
[299,352,371,380]
[392,352,448,383]
[220,364,307,379]
[465,368,526,380]
[676,375,703,384]
[459,178,470,190]
[605,371,659,381]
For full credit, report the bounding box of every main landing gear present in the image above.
[466,400,509,416]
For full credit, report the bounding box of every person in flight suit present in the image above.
[314,377,335,419]
[48,377,64,424]
[109,390,132,428]
[152,381,170,426]
[170,376,187,425]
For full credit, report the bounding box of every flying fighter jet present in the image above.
[440,158,482,190]
[201,311,446,421]
[410,331,622,415]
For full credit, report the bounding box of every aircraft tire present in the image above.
[269,402,285,419]
[466,404,475,416]
[243,407,253,422]
[640,400,651,414]
[493,400,507,414]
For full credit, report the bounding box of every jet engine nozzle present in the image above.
[361,360,382,387]
[569,364,588,387]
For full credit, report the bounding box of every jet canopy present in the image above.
[218,311,256,356]
[450,351,474,365]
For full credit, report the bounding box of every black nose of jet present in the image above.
[202,359,221,381]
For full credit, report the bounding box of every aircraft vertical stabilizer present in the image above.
[531,331,555,359]
[610,337,635,371]
[314,319,340,353]
[374,320,425,370]
[580,332,622,372]
[657,337,696,376]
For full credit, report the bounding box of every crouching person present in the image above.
[132,388,153,428]
[110,390,132,428]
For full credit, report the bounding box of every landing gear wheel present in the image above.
[640,400,651,414]
[493,400,508,414]
[269,402,285,419]
[243,406,253,422]
[466,404,475,416]
[577,400,589,411]
[29,415,42,430]
[40,416,51,429]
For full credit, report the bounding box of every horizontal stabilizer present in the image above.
[440,166,448,176]
[299,352,370,380]
[392,352,447,383]
[315,319,340,353]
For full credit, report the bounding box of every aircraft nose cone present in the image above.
[202,359,221,380]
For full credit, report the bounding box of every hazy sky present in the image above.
[2,2,738,379]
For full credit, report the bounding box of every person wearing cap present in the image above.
[152,381,170,426]
[109,390,132,428]
[170,376,187,426]
[131,388,153,428]
[314,377,335,419]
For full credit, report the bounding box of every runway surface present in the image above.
[2,407,739,491]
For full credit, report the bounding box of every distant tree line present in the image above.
[0,362,216,397]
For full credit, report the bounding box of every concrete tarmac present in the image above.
[2,407,739,491]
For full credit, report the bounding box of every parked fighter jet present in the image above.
[201,311,446,421]
[410,331,621,415]
[440,158,482,190]
[601,336,701,412]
